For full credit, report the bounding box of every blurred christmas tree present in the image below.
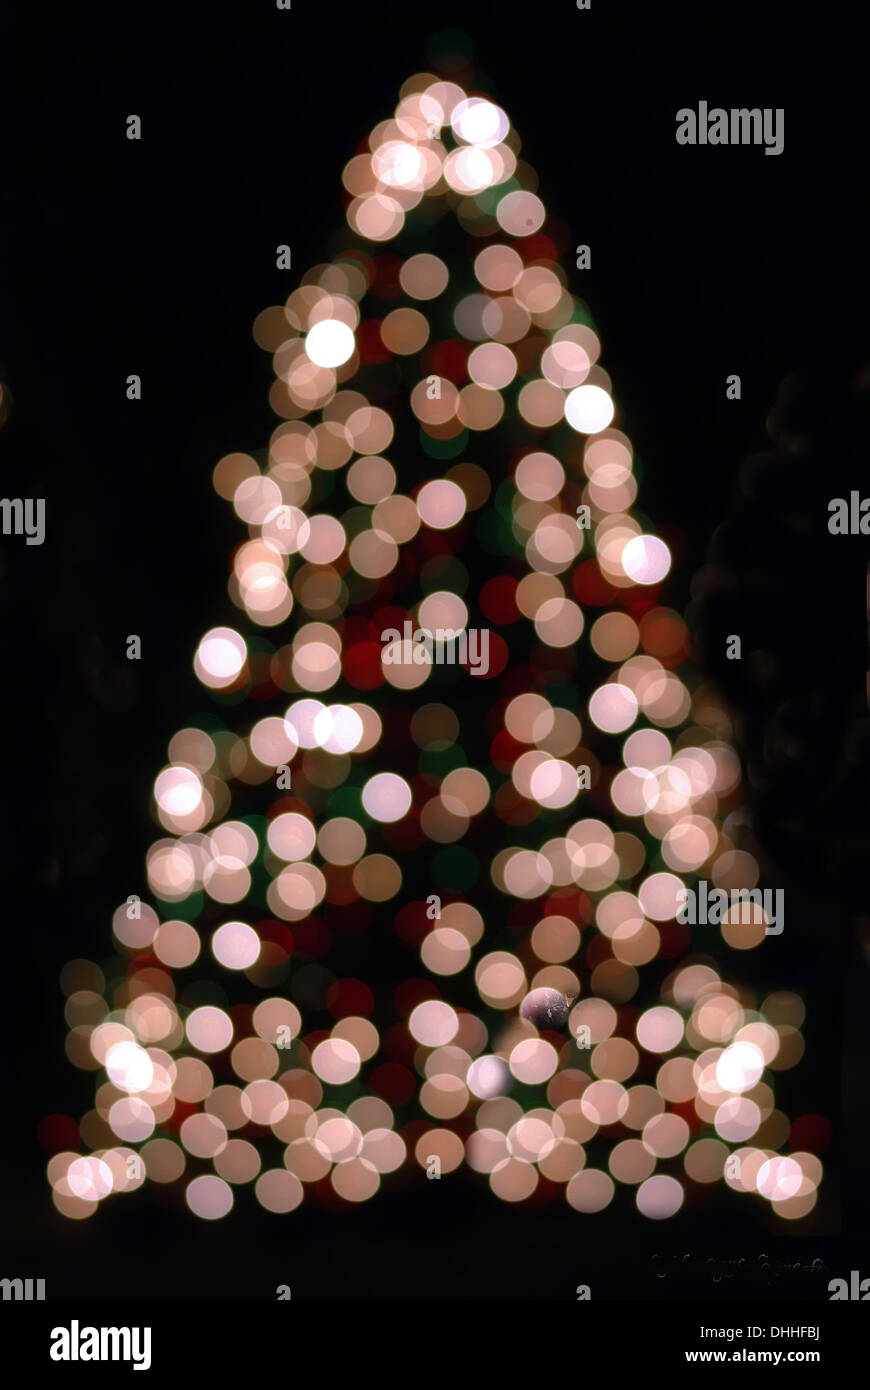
[48,63,825,1224]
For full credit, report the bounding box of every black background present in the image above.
[1,0,868,1301]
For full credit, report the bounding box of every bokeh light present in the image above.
[48,62,823,1231]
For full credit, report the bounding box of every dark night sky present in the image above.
[1,0,868,1299]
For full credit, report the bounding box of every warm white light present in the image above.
[154,766,203,817]
[451,97,509,147]
[313,704,364,753]
[305,320,355,368]
[211,920,261,971]
[622,534,672,584]
[588,683,638,734]
[565,384,614,434]
[362,772,412,822]
[372,140,424,187]
[467,1055,510,1099]
[194,627,247,689]
[716,1041,765,1093]
[106,1041,154,1093]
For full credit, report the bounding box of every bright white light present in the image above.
[305,320,355,369]
[314,704,364,753]
[588,682,638,734]
[106,1041,154,1093]
[211,920,261,970]
[154,766,202,817]
[285,699,326,749]
[67,1156,114,1200]
[372,140,424,187]
[467,1055,510,1099]
[716,1042,765,1093]
[195,627,246,688]
[454,146,494,190]
[622,534,672,584]
[565,384,615,435]
[362,772,412,822]
[451,98,509,147]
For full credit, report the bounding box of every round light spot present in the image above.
[467,1055,509,1100]
[636,1006,684,1054]
[622,534,672,585]
[496,190,545,237]
[105,1041,154,1093]
[305,320,355,368]
[417,479,467,529]
[186,1006,233,1054]
[451,97,509,147]
[311,1038,361,1085]
[186,1174,234,1220]
[267,812,317,862]
[565,384,614,435]
[362,772,412,823]
[409,1000,459,1047]
[588,683,638,735]
[154,766,202,817]
[194,627,247,690]
[716,1041,765,1093]
[636,1174,684,1219]
[211,921,261,971]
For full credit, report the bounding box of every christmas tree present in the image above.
[48,67,823,1224]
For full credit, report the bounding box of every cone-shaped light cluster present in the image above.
[48,69,825,1224]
